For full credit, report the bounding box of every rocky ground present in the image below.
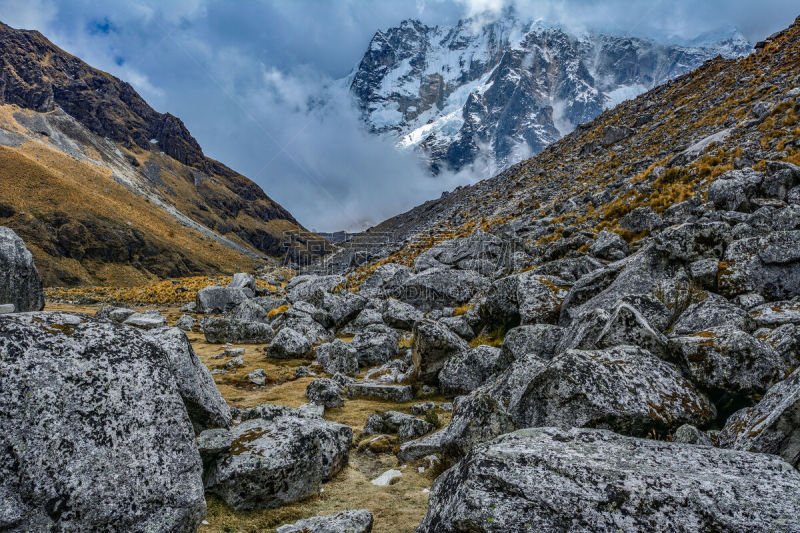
[3,13,800,533]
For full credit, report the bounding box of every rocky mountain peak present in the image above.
[350,13,752,175]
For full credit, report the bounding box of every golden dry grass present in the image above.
[46,276,277,305]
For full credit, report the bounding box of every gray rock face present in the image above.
[145,327,232,432]
[0,226,44,312]
[412,319,470,385]
[382,298,424,329]
[285,274,344,304]
[277,510,374,533]
[266,327,314,359]
[719,230,800,300]
[669,326,786,396]
[718,366,800,469]
[366,411,435,442]
[486,272,571,326]
[351,329,399,367]
[0,312,205,532]
[672,294,753,334]
[359,263,412,296]
[595,301,670,360]
[196,286,252,313]
[320,291,368,328]
[346,383,414,402]
[316,340,359,376]
[95,306,135,323]
[416,427,800,533]
[228,272,256,292]
[619,206,663,233]
[750,299,800,327]
[414,230,504,275]
[653,221,731,262]
[500,324,564,364]
[397,268,490,310]
[306,378,345,408]
[514,346,715,435]
[232,299,270,323]
[707,168,764,211]
[247,368,267,386]
[175,314,197,331]
[201,317,275,344]
[204,415,352,510]
[673,424,715,446]
[589,230,628,260]
[122,311,167,330]
[439,345,503,396]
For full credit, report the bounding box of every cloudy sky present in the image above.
[1,0,797,230]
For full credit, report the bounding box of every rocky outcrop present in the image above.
[277,510,374,533]
[412,319,470,385]
[718,366,800,469]
[203,414,352,510]
[196,286,253,314]
[416,427,800,532]
[0,226,43,312]
[145,327,232,432]
[513,346,715,435]
[201,317,275,344]
[0,312,205,531]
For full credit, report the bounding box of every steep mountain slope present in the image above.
[351,14,751,174]
[0,22,323,286]
[329,15,800,282]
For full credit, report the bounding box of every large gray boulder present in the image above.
[416,427,800,533]
[397,268,490,310]
[0,226,43,312]
[414,230,504,275]
[195,286,252,313]
[707,168,764,211]
[351,329,399,367]
[750,299,800,327]
[228,272,256,292]
[514,346,715,435]
[319,291,368,328]
[486,271,571,326]
[365,411,435,442]
[412,319,470,385]
[265,327,315,359]
[122,311,167,330]
[315,340,359,375]
[145,327,232,432]
[595,301,670,360]
[718,366,800,469]
[560,246,683,326]
[400,326,564,462]
[201,317,275,344]
[671,293,753,334]
[589,230,628,260]
[285,275,344,305]
[0,312,205,532]
[439,345,503,396]
[277,510,373,533]
[204,415,352,510]
[359,263,412,296]
[382,298,424,329]
[232,299,270,323]
[719,230,800,300]
[669,326,786,396]
[619,206,663,233]
[306,378,344,408]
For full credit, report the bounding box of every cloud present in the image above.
[1,0,798,231]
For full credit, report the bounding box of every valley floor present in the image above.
[46,301,447,533]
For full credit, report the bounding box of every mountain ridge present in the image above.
[0,21,325,285]
[349,14,752,175]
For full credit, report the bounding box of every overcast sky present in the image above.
[1,0,797,230]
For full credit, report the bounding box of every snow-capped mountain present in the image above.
[349,15,752,175]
